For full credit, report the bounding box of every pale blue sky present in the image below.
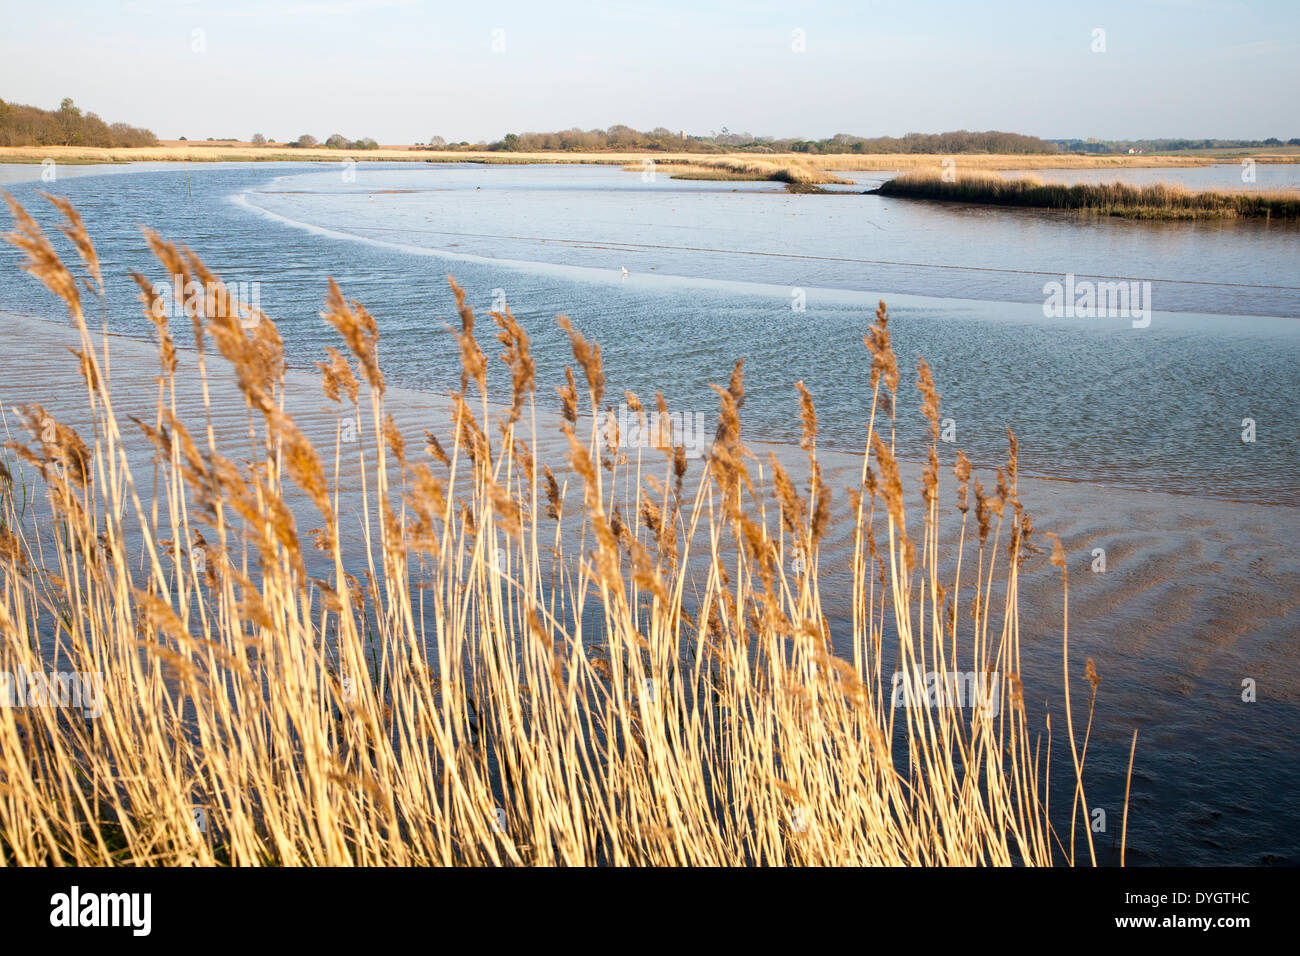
[1,0,1296,142]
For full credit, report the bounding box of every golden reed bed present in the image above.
[0,192,1132,865]
[876,168,1300,219]
[5,142,1292,170]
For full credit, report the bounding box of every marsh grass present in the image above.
[0,193,1123,866]
[5,143,1286,170]
[876,168,1300,219]
[645,159,851,185]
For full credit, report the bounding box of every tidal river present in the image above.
[1,160,1297,503]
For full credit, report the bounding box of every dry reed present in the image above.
[7,143,1288,171]
[876,168,1300,219]
[0,193,1126,866]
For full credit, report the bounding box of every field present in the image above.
[5,142,1299,171]
[0,194,1124,865]
[1139,144,1300,160]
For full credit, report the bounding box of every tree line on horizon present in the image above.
[1052,136,1299,153]
[281,133,381,150]
[424,126,1062,154]
[0,97,156,148]
[11,102,1291,157]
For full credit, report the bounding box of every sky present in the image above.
[1,0,1297,143]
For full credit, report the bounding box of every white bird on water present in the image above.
[620,266,629,280]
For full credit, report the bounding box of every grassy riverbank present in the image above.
[5,142,1298,170]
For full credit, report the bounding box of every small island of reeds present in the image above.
[622,156,851,186]
[872,168,1300,220]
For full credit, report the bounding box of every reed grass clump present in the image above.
[624,158,851,185]
[875,168,1300,219]
[0,193,1122,866]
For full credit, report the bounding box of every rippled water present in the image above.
[1,161,1297,503]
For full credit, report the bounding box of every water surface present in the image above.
[1,161,1296,503]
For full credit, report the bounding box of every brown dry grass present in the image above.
[624,158,851,184]
[0,193,1127,865]
[5,142,1294,170]
[877,168,1300,219]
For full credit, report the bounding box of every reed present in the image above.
[6,143,1290,170]
[0,193,1122,866]
[655,159,851,185]
[875,168,1300,219]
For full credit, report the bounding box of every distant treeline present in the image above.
[418,126,1061,154]
[1053,137,1300,154]
[0,97,156,148]
[282,133,380,150]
